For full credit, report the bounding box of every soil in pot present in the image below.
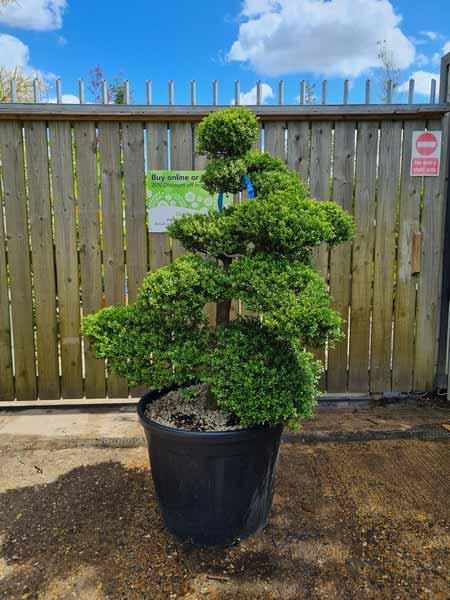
[144,383,245,432]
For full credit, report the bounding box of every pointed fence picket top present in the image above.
[212,80,218,105]
[78,79,85,104]
[3,52,450,106]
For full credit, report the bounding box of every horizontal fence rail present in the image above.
[0,104,449,401]
[0,104,448,122]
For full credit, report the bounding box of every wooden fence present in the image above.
[0,102,449,401]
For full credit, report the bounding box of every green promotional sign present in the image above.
[147,170,233,232]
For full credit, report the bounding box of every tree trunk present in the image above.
[215,257,232,327]
[216,299,232,327]
[205,385,218,411]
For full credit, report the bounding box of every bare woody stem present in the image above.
[205,256,233,411]
[215,257,232,327]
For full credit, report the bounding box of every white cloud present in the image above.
[241,0,275,16]
[399,71,439,96]
[232,82,274,104]
[409,36,427,47]
[432,52,441,67]
[0,33,59,96]
[420,31,441,41]
[443,41,450,55]
[415,53,429,67]
[0,33,30,70]
[0,0,67,31]
[57,35,67,46]
[228,0,415,77]
[48,94,80,104]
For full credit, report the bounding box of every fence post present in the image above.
[124,80,130,104]
[386,80,393,104]
[321,80,327,105]
[439,52,450,103]
[56,78,62,104]
[78,79,85,104]
[437,114,450,393]
[212,80,218,106]
[102,80,108,104]
[256,81,262,106]
[343,80,349,105]
[365,80,371,104]
[10,79,16,103]
[430,79,437,104]
[299,80,305,105]
[278,80,284,105]
[33,78,40,103]
[408,79,415,104]
[235,81,240,105]
[437,52,450,394]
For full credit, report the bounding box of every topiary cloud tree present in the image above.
[83,107,354,429]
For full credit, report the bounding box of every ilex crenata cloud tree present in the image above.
[84,107,354,428]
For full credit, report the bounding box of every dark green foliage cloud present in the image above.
[205,319,321,428]
[196,107,259,158]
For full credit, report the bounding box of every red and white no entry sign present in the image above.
[411,130,442,176]
[415,131,438,156]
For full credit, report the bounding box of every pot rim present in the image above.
[137,386,282,441]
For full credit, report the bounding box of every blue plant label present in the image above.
[242,175,255,199]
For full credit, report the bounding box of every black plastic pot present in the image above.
[137,388,283,546]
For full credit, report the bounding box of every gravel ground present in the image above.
[0,440,449,600]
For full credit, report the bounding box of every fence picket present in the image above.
[74,121,106,398]
[327,121,356,392]
[0,171,14,400]
[348,121,379,392]
[392,120,425,391]
[24,121,60,399]
[123,123,147,302]
[309,121,333,388]
[287,121,310,182]
[0,122,37,399]
[413,117,448,390]
[147,122,170,270]
[49,121,83,398]
[122,122,148,396]
[264,121,286,160]
[309,121,333,273]
[370,120,402,392]
[170,122,194,260]
[98,122,128,398]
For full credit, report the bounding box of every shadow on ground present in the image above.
[0,441,449,599]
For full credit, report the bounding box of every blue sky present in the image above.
[0,0,449,105]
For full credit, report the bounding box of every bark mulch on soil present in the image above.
[0,440,449,600]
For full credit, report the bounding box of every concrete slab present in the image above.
[0,398,449,450]
[0,409,140,441]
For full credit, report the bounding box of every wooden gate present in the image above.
[0,102,449,400]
